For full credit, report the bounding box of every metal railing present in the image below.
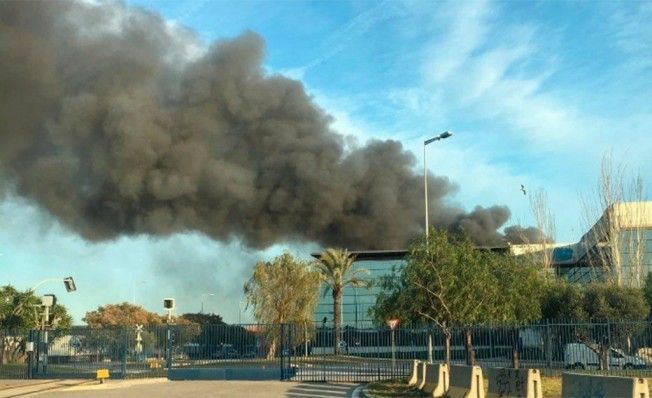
[3,320,652,380]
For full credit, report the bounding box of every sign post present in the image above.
[135,324,144,361]
[40,294,56,376]
[387,318,400,375]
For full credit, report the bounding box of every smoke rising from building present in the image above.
[0,1,541,249]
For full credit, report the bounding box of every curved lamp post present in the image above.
[201,293,214,314]
[424,131,453,238]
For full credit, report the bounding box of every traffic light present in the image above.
[63,276,76,292]
[163,298,175,310]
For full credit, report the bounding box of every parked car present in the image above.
[564,342,646,369]
[182,343,203,360]
[211,344,240,359]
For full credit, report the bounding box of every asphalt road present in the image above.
[29,379,362,398]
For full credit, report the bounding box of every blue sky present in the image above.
[2,0,651,323]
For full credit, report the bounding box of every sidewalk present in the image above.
[39,379,358,397]
[0,380,93,397]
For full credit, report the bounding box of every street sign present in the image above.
[41,294,56,307]
[387,318,400,330]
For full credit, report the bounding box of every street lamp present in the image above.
[424,131,453,238]
[353,287,359,329]
[132,280,147,305]
[239,300,246,324]
[30,277,77,293]
[201,293,214,314]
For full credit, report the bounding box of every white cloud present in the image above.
[611,2,652,73]
[422,0,492,85]
[287,0,408,76]
[0,195,319,324]
[303,1,652,244]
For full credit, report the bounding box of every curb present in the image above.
[352,384,371,398]
[356,384,374,398]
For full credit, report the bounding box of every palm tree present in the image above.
[314,248,370,355]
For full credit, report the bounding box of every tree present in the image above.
[83,303,163,360]
[83,303,163,328]
[371,229,544,366]
[541,280,648,322]
[529,188,557,270]
[0,285,72,364]
[484,250,545,368]
[181,313,224,325]
[0,285,72,330]
[1,286,40,330]
[244,253,321,358]
[314,248,371,355]
[541,280,648,370]
[584,283,648,321]
[580,152,648,286]
[83,303,201,360]
[643,272,652,312]
[540,279,587,321]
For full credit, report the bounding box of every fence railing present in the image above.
[3,320,652,380]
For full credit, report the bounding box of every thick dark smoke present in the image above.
[0,1,538,249]
[503,226,548,245]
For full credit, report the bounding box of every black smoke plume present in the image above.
[0,1,539,249]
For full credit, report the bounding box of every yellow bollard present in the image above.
[96,368,110,384]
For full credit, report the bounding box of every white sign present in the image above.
[135,324,144,354]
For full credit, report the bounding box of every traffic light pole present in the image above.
[41,303,50,375]
[29,277,76,377]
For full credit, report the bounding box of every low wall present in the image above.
[561,372,649,398]
[449,364,484,398]
[487,367,542,398]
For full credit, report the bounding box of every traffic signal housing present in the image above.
[163,298,175,310]
[63,276,76,292]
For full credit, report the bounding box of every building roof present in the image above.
[310,246,512,261]
[311,250,408,261]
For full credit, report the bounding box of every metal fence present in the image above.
[3,320,652,381]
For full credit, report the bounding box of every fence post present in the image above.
[165,325,172,370]
[391,328,396,377]
[304,322,308,359]
[606,320,612,372]
[545,320,551,368]
[121,328,128,378]
[427,328,433,363]
[289,324,293,375]
[27,329,36,379]
[279,324,286,380]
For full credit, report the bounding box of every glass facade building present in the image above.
[313,257,405,327]
[557,228,652,286]
[313,203,652,327]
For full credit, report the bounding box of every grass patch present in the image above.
[366,376,652,398]
[366,378,427,397]
[366,377,562,398]
[541,377,561,397]
[534,376,652,398]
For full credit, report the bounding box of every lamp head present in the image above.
[424,131,453,145]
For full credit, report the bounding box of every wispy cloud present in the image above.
[414,1,598,151]
[310,0,651,240]
[422,0,493,85]
[611,2,652,73]
[282,0,408,79]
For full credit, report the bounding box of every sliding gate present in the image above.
[286,324,419,382]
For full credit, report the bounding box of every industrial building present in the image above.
[312,201,652,326]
